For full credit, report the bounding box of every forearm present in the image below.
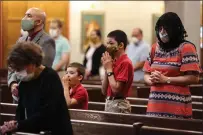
[134,61,145,71]
[64,90,71,106]
[101,74,108,95]
[108,74,121,94]
[54,60,66,71]
[167,75,199,85]
[144,73,152,85]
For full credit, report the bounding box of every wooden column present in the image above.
[0,0,3,68]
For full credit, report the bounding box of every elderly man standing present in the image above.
[8,8,55,103]
[126,28,150,82]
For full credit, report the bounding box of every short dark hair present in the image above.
[51,19,63,29]
[93,29,102,39]
[107,30,128,49]
[7,41,43,71]
[67,62,85,81]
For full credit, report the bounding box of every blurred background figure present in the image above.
[83,29,106,80]
[126,28,150,82]
[49,19,71,78]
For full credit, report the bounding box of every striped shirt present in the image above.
[143,42,202,119]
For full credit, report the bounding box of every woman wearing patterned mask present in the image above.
[2,41,73,135]
[143,12,202,119]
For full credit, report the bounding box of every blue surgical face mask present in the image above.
[21,19,35,31]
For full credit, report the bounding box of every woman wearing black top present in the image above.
[83,29,106,79]
[0,41,73,135]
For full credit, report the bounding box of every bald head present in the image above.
[26,8,46,24]
[131,28,143,41]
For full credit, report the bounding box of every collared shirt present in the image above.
[107,54,134,97]
[126,40,150,81]
[26,29,42,41]
[70,84,88,110]
[52,35,71,69]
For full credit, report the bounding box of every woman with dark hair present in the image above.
[143,12,202,119]
[0,41,73,135]
[83,29,106,79]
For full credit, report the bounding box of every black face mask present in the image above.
[155,12,186,51]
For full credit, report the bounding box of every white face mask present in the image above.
[131,37,139,44]
[20,29,29,37]
[15,69,34,82]
[49,29,58,38]
[159,32,169,43]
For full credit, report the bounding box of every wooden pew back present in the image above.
[71,119,137,135]
[0,103,202,133]
[69,109,203,132]
[88,102,203,120]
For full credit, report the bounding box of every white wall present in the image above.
[69,1,164,63]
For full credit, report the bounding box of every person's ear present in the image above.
[35,19,42,26]
[118,42,124,49]
[78,75,83,81]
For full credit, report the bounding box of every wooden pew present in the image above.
[0,84,202,104]
[0,103,202,133]
[72,119,202,135]
[87,102,203,120]
[69,109,203,132]
[71,119,139,135]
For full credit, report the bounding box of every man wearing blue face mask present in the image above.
[8,8,56,103]
[126,28,150,82]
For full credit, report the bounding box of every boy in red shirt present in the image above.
[62,62,88,109]
[101,30,134,113]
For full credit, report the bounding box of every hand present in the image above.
[0,125,9,135]
[11,83,18,97]
[101,52,113,72]
[62,75,70,91]
[150,70,167,84]
[1,120,17,134]
[146,76,154,86]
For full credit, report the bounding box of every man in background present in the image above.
[49,19,71,78]
[126,28,150,82]
[8,7,56,103]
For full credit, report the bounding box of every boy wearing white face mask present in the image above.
[126,28,150,82]
[49,19,71,78]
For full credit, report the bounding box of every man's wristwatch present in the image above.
[107,72,114,77]
[166,77,171,84]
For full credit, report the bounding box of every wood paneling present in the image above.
[1,1,69,67]
[0,1,3,68]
